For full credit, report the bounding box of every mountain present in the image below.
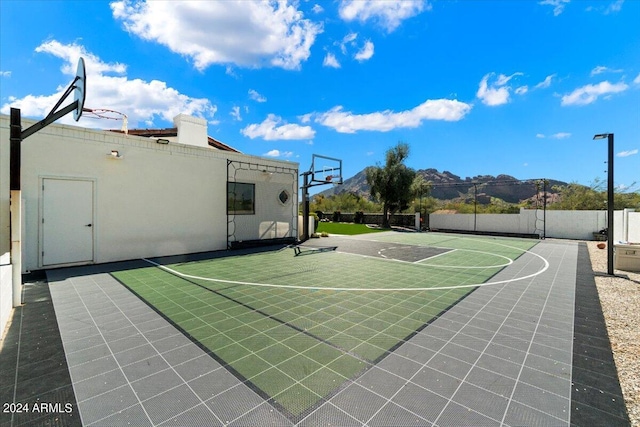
[316,168,568,204]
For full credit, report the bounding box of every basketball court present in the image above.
[1,231,629,426]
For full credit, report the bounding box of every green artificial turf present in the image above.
[315,222,387,235]
[112,234,538,418]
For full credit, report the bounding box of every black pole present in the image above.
[302,172,310,241]
[10,108,21,191]
[543,179,547,239]
[607,134,614,275]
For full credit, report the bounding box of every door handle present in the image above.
[85,224,92,227]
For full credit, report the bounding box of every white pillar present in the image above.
[10,190,22,307]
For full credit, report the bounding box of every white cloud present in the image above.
[248,89,267,103]
[339,0,428,32]
[354,41,375,62]
[0,40,217,128]
[242,114,315,140]
[264,149,294,158]
[536,133,545,138]
[591,65,624,76]
[311,4,324,14]
[339,32,358,54]
[617,149,638,157]
[111,1,322,71]
[313,99,472,133]
[534,74,555,89]
[634,73,640,85]
[323,53,341,68]
[551,132,571,139]
[230,106,242,121]
[515,86,528,95]
[605,0,624,14]
[539,0,570,16]
[561,80,629,106]
[476,72,523,106]
[0,71,11,78]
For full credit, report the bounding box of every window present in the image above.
[227,182,255,215]
[278,190,290,205]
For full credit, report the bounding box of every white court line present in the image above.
[141,240,549,292]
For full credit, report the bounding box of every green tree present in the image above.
[410,174,432,218]
[366,142,416,228]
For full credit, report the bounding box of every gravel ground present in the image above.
[587,241,640,426]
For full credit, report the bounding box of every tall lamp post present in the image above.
[593,133,614,275]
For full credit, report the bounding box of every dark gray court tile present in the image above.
[519,365,571,398]
[228,403,294,426]
[69,355,119,383]
[97,317,133,333]
[92,311,129,325]
[108,334,147,354]
[440,342,482,365]
[368,401,430,426]
[143,384,204,425]
[392,382,448,422]
[298,402,361,427]
[376,353,422,380]
[152,334,194,353]
[393,342,436,364]
[102,325,140,341]
[451,381,509,421]
[532,331,572,350]
[490,333,530,352]
[62,334,105,353]
[410,333,448,353]
[65,343,112,367]
[122,354,171,382]
[457,324,497,342]
[74,369,129,401]
[204,384,266,425]
[330,383,389,423]
[422,323,461,340]
[484,342,527,365]
[464,368,516,398]
[435,401,500,426]
[163,342,204,365]
[91,403,152,426]
[142,325,180,342]
[137,318,171,333]
[174,354,221,382]
[77,385,139,425]
[529,342,572,365]
[355,367,407,399]
[188,369,241,401]
[425,353,472,380]
[161,402,223,427]
[503,400,567,427]
[410,367,461,400]
[524,353,571,379]
[474,353,521,379]
[511,382,570,421]
[113,343,159,367]
[131,368,184,402]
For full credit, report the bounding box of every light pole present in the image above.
[593,133,614,275]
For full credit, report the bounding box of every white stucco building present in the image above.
[0,113,298,335]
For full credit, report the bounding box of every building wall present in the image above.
[0,115,298,273]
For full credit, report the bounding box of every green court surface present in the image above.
[112,234,538,418]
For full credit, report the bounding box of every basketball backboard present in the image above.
[310,154,343,185]
[73,57,86,121]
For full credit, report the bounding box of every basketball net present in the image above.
[82,108,128,134]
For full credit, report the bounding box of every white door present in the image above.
[42,178,94,266]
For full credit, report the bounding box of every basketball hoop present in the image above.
[82,108,128,134]
[73,57,86,121]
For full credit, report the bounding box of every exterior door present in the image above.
[42,178,94,266]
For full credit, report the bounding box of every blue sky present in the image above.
[1,0,638,191]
